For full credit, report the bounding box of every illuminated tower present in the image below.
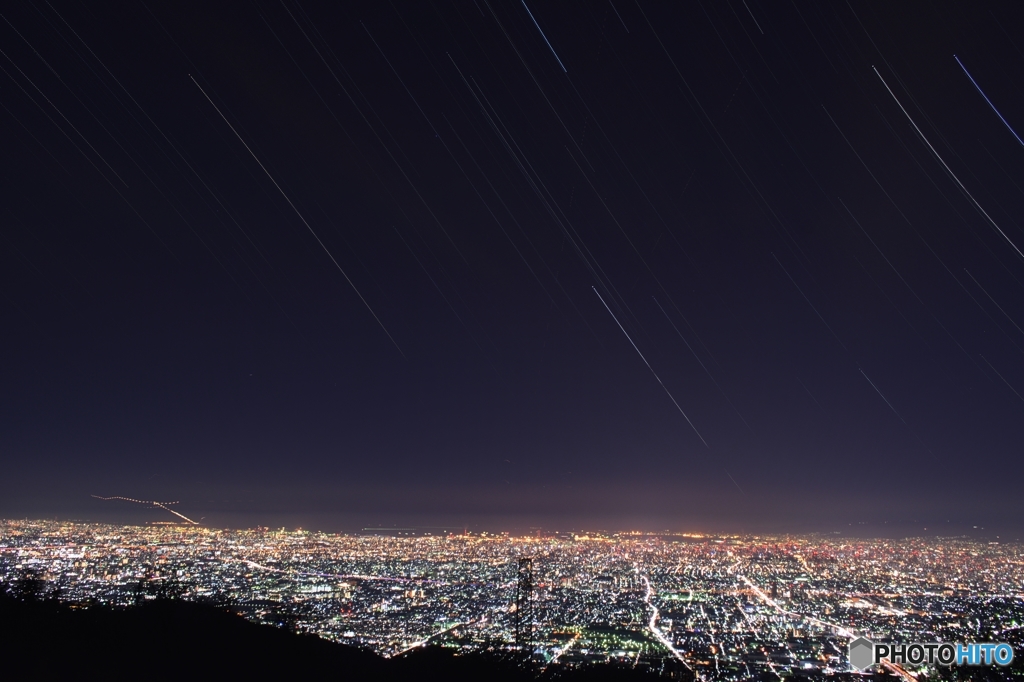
[514,557,534,660]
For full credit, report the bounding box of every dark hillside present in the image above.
[4,592,949,680]
[0,594,668,681]
[0,594,385,679]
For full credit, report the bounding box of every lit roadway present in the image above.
[733,569,916,682]
[638,571,701,680]
[734,571,854,638]
[235,558,449,585]
[394,619,475,656]
[543,632,581,671]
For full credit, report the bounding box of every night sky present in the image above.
[3,1,1024,535]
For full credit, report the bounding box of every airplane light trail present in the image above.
[92,495,199,525]
[91,495,178,505]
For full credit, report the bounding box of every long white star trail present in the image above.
[859,368,906,425]
[955,55,1024,149]
[874,66,1024,262]
[520,0,567,72]
[593,286,708,448]
[190,76,404,357]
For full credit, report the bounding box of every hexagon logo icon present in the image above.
[849,636,875,671]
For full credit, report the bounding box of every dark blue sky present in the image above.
[3,0,1023,534]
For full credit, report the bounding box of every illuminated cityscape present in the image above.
[5,2,1024,678]
[3,519,1022,679]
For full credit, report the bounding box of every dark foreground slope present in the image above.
[7,594,982,681]
[0,594,666,681]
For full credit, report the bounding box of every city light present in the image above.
[3,519,1022,678]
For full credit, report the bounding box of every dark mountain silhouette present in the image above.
[0,592,672,681]
[6,587,966,680]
